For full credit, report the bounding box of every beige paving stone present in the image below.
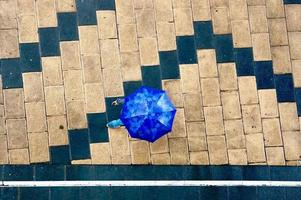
[47,115,68,146]
[0,78,3,104]
[248,6,268,33]
[139,37,159,66]
[81,54,102,83]
[186,121,206,137]
[228,149,248,165]
[207,135,228,165]
[201,78,221,106]
[135,9,156,37]
[0,105,4,117]
[188,136,207,152]
[0,118,5,135]
[109,127,130,159]
[63,70,84,101]
[25,102,47,133]
[130,140,150,164]
[180,64,201,93]
[79,26,100,54]
[66,101,87,129]
[282,131,301,160]
[96,11,117,39]
[0,0,17,29]
[133,0,153,9]
[17,0,35,15]
[268,18,288,46]
[120,52,142,81]
[36,0,57,27]
[17,14,38,43]
[0,29,20,58]
[71,159,92,165]
[42,57,63,86]
[169,138,189,164]
[191,0,211,21]
[231,20,252,48]
[279,103,300,131]
[197,49,218,78]
[262,118,282,147]
[190,151,209,165]
[221,91,241,120]
[115,0,135,24]
[165,93,183,108]
[229,0,248,20]
[100,39,121,69]
[224,120,246,149]
[55,0,76,12]
[174,8,194,36]
[91,143,112,164]
[271,46,292,74]
[60,41,81,70]
[258,89,279,118]
[169,108,186,138]
[28,132,49,163]
[204,106,224,136]
[252,33,272,61]
[156,22,176,51]
[292,60,301,87]
[118,24,138,52]
[285,5,301,32]
[151,153,171,165]
[6,119,28,149]
[183,93,204,122]
[102,68,124,97]
[45,86,66,116]
[172,0,191,7]
[23,72,44,103]
[266,147,285,165]
[163,79,182,94]
[288,32,301,60]
[238,76,258,105]
[0,135,8,164]
[210,0,228,7]
[154,0,173,22]
[265,0,285,18]
[4,89,25,119]
[85,83,105,113]
[242,105,262,134]
[218,63,238,91]
[212,7,231,34]
[150,135,169,154]
[9,149,30,164]
[246,133,266,163]
[286,161,301,166]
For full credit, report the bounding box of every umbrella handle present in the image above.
[111,98,125,106]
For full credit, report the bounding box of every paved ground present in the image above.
[0,0,300,166]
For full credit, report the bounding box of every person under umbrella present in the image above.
[106,86,177,142]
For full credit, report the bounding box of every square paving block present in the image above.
[50,145,71,164]
[142,66,162,89]
[159,50,180,79]
[34,165,65,181]
[213,34,234,63]
[20,43,42,72]
[58,12,79,41]
[3,165,33,181]
[38,27,60,57]
[87,112,108,143]
[194,21,214,49]
[176,36,197,64]
[76,0,97,25]
[123,81,142,96]
[68,129,91,160]
[1,58,23,89]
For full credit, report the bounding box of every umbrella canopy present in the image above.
[120,86,177,142]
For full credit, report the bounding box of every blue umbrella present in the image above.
[120,86,177,142]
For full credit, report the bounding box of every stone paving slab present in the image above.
[0,0,300,166]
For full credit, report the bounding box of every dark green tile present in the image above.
[19,187,49,200]
[79,187,111,200]
[1,188,18,200]
[97,0,115,10]
[87,113,108,143]
[275,74,295,102]
[50,145,71,165]
[20,43,42,72]
[194,21,214,49]
[123,81,142,96]
[110,187,141,200]
[1,58,23,89]
[39,27,60,56]
[3,165,33,181]
[234,48,254,76]
[105,97,124,122]
[159,51,180,79]
[254,61,274,89]
[213,35,234,63]
[34,165,65,181]
[76,0,97,25]
[228,187,257,200]
[257,187,286,200]
[176,36,197,64]
[66,166,95,180]
[68,129,91,160]
[243,166,271,180]
[142,66,162,89]
[50,187,80,200]
[58,12,79,41]
[199,187,228,200]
